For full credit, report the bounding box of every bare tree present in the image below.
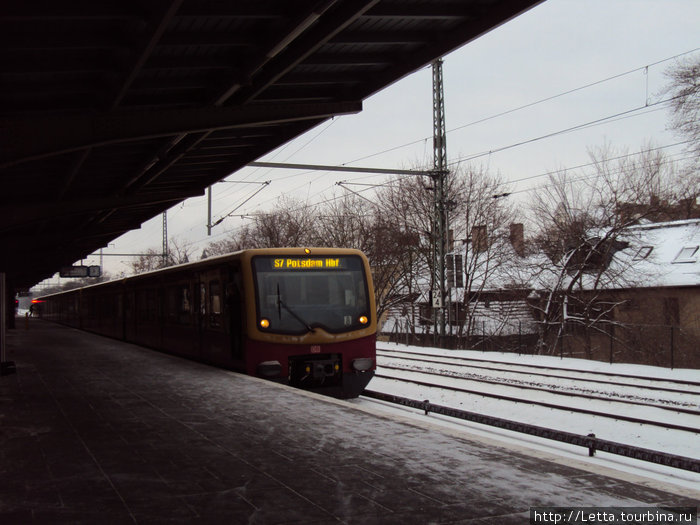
[527,143,685,357]
[373,164,518,341]
[374,174,435,332]
[314,192,374,251]
[128,237,194,274]
[664,55,700,168]
[456,165,518,339]
[245,196,320,248]
[203,231,248,257]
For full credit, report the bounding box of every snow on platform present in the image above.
[1,320,697,523]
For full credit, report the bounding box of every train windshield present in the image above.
[252,255,370,334]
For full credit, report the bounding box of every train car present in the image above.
[39,248,376,398]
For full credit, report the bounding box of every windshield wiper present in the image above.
[277,283,315,333]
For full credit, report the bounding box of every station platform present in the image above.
[1,319,697,524]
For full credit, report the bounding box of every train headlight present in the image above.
[352,358,374,372]
[358,315,369,325]
[260,318,270,329]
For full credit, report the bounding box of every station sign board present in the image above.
[59,265,101,278]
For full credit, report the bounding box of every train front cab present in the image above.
[240,249,377,398]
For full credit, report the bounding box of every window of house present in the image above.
[673,246,698,263]
[633,246,653,260]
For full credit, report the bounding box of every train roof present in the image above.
[38,247,369,298]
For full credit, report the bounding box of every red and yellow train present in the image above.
[39,248,376,398]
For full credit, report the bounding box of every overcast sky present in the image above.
[53,0,700,281]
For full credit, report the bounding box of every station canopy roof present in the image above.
[0,0,541,289]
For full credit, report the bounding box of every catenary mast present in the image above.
[432,59,449,344]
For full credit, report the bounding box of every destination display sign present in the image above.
[272,258,344,270]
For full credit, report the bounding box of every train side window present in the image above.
[166,287,178,323]
[146,289,157,321]
[210,281,221,327]
[137,290,147,320]
[180,286,191,324]
[199,283,206,317]
[125,292,133,319]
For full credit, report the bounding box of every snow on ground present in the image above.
[355,341,700,492]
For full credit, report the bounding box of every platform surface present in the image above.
[1,319,697,524]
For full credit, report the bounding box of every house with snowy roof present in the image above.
[380,219,700,368]
[380,223,546,350]
[545,218,700,368]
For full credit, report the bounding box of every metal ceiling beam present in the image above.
[210,0,340,106]
[1,101,362,167]
[237,0,381,104]
[0,1,148,21]
[352,0,545,101]
[2,229,133,255]
[0,28,130,50]
[364,4,477,19]
[110,0,185,108]
[2,190,203,232]
[330,30,434,44]
[176,2,293,19]
[249,161,432,176]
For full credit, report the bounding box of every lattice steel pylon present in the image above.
[431,59,449,344]
[162,210,169,267]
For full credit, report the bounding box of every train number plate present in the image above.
[310,345,321,354]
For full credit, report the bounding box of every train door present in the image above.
[162,279,196,358]
[197,269,230,366]
[225,263,245,364]
[124,288,136,342]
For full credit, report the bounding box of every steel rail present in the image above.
[363,390,700,473]
[378,351,696,396]
[378,363,700,416]
[372,373,700,433]
[377,349,700,390]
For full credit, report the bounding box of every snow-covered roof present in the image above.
[451,219,700,293]
[388,219,700,303]
[609,218,700,289]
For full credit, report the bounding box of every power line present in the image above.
[135,49,700,252]
[212,181,271,227]
[214,49,699,220]
[448,96,677,166]
[340,48,700,167]
[509,153,696,197]
[505,140,693,188]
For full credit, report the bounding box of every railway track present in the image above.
[362,348,700,472]
[377,349,700,393]
[370,369,700,433]
[375,362,700,416]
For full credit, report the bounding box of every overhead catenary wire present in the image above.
[340,48,700,167]
[213,49,700,215]
[117,48,700,257]
[447,96,680,167]
[212,181,271,227]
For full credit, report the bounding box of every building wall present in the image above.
[560,286,700,368]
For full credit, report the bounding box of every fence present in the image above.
[381,320,700,369]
